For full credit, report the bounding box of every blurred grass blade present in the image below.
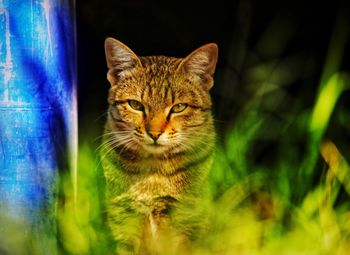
[320,8,350,84]
[309,73,345,140]
[321,141,350,195]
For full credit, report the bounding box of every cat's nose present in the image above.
[148,131,162,142]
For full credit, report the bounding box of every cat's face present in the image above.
[104,38,218,156]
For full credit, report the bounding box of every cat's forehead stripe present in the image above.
[140,56,182,70]
[138,58,179,104]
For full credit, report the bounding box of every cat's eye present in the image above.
[128,100,144,111]
[171,103,188,113]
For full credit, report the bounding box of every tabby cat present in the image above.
[101,37,218,254]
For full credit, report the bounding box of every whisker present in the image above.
[97,134,134,153]
[100,142,125,161]
[94,111,109,122]
[97,140,118,153]
[171,134,213,155]
[94,130,135,141]
[95,130,134,144]
[100,136,132,150]
[119,140,136,155]
[99,135,136,160]
[213,118,228,124]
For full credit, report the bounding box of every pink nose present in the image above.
[148,131,162,141]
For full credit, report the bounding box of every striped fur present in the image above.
[102,38,218,254]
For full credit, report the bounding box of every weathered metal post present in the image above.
[0,0,76,253]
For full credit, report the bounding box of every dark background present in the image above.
[76,0,350,162]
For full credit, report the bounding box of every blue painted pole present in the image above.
[0,0,76,253]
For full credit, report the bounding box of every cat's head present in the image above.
[104,38,218,156]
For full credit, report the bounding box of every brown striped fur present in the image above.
[101,38,218,254]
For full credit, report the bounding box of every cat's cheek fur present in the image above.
[108,107,120,121]
[117,108,143,125]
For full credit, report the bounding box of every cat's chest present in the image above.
[128,173,184,203]
[127,174,182,244]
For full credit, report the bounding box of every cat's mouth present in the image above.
[145,142,165,148]
[147,143,162,147]
[143,143,168,154]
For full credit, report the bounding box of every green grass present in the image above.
[56,14,350,252]
[55,68,350,254]
[57,11,350,252]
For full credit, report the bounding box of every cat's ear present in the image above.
[177,43,218,90]
[104,37,142,84]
